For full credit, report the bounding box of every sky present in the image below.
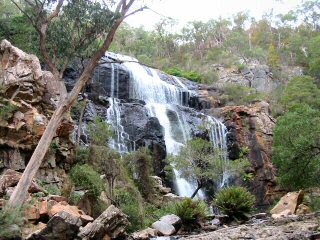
[126,0,302,30]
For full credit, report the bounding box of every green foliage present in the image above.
[0,15,39,55]
[222,83,262,105]
[87,116,113,146]
[70,164,105,198]
[44,184,61,195]
[272,105,320,189]
[310,195,320,211]
[123,148,155,201]
[170,138,248,198]
[114,186,144,233]
[174,198,208,230]
[164,67,203,82]
[213,186,255,220]
[267,43,280,68]
[69,191,82,205]
[281,76,320,110]
[75,146,90,164]
[0,206,23,238]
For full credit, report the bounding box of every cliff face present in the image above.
[0,40,74,188]
[220,102,278,207]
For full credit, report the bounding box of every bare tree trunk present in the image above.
[8,14,128,207]
[190,181,203,199]
[76,100,87,146]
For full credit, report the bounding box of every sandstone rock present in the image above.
[27,210,82,240]
[132,227,159,240]
[48,202,84,218]
[270,191,304,215]
[272,209,293,219]
[296,204,311,215]
[39,200,48,217]
[78,205,129,239]
[159,214,181,228]
[24,205,40,221]
[151,221,176,236]
[0,169,43,196]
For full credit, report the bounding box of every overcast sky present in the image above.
[126,0,302,30]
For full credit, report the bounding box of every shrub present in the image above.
[213,186,255,220]
[0,206,23,238]
[70,164,105,198]
[164,67,203,83]
[174,198,208,230]
[222,83,262,105]
[123,148,155,201]
[87,116,113,145]
[75,146,90,164]
[114,186,144,233]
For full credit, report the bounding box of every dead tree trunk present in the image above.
[8,4,137,206]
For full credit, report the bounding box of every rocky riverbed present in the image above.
[183,213,320,240]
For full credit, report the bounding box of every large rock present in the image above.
[220,102,278,207]
[78,205,129,239]
[151,221,176,236]
[0,40,75,187]
[159,214,181,228]
[27,210,83,240]
[0,169,43,197]
[270,191,304,215]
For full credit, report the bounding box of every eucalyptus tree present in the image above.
[8,0,147,207]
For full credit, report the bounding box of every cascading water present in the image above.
[101,53,229,197]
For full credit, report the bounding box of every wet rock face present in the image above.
[221,102,277,208]
[0,40,74,187]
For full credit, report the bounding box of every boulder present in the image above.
[151,221,176,236]
[270,191,304,215]
[27,210,82,240]
[48,202,85,218]
[159,214,181,228]
[0,169,43,196]
[131,227,159,240]
[78,205,129,239]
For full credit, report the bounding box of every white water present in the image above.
[103,54,229,197]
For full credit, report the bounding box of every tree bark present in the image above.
[76,100,87,146]
[190,182,203,199]
[8,1,135,207]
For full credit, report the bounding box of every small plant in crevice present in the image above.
[173,198,208,230]
[213,186,255,221]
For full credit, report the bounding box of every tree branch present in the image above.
[124,6,148,19]
[47,0,64,22]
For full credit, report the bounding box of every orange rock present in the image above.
[25,205,40,220]
[48,202,86,218]
[270,190,304,215]
[39,200,48,216]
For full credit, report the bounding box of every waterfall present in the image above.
[102,54,229,197]
[208,116,229,188]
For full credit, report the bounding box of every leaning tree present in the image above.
[8,0,147,207]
